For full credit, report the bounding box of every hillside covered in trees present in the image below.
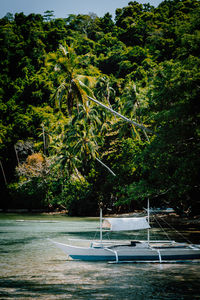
[0,0,200,216]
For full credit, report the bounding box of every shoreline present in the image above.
[1,209,200,229]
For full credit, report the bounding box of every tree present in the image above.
[118,58,200,215]
[1,1,200,216]
[43,10,55,22]
[46,44,96,115]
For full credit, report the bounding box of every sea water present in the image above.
[0,213,200,299]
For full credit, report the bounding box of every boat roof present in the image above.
[102,217,150,231]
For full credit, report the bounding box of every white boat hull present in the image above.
[51,240,200,262]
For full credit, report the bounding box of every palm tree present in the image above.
[114,82,150,141]
[47,44,153,179]
[95,76,116,108]
[46,44,95,116]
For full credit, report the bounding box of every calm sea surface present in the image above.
[0,213,200,299]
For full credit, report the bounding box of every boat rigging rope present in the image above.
[152,215,172,241]
[92,230,98,241]
[154,214,192,244]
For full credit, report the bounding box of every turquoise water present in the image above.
[0,214,200,299]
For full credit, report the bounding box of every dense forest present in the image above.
[0,0,200,216]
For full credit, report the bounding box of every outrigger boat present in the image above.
[50,203,200,263]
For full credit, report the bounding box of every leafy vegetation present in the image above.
[0,0,200,216]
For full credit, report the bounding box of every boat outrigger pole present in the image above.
[100,207,103,244]
[99,202,103,245]
[147,198,150,245]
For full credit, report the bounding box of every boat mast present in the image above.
[99,203,103,244]
[147,198,150,245]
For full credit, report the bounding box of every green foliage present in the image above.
[1,0,200,216]
[8,179,46,209]
[62,180,98,216]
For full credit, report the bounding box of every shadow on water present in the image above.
[1,263,200,300]
[0,278,82,298]
[1,236,39,246]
